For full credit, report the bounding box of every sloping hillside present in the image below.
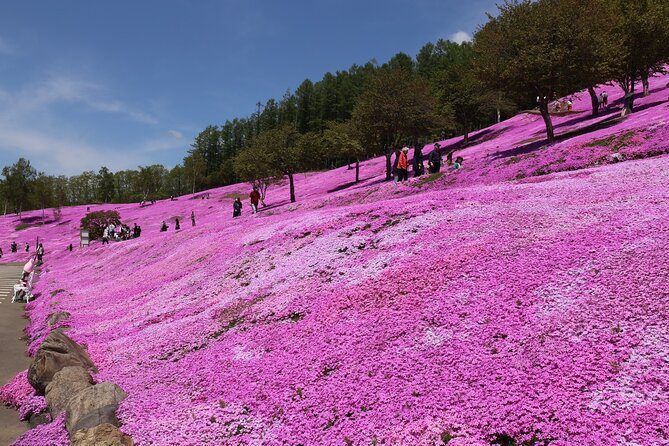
[3,76,669,445]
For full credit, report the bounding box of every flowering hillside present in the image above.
[3,76,669,445]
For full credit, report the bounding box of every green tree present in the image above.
[610,0,669,111]
[322,121,365,183]
[351,68,443,180]
[234,142,279,207]
[2,158,37,218]
[474,0,579,142]
[97,166,115,203]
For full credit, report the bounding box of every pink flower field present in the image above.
[3,76,669,445]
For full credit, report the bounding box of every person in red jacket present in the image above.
[396,147,409,182]
[249,187,261,214]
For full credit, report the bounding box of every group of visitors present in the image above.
[0,241,44,262]
[393,144,463,182]
[599,91,609,110]
[0,241,29,257]
[233,187,261,218]
[554,98,573,112]
[102,223,142,244]
[160,211,196,232]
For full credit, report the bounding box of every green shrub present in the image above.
[80,210,122,240]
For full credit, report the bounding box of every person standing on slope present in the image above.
[175,218,180,231]
[191,211,196,226]
[233,198,243,218]
[396,147,409,182]
[249,187,261,214]
[36,243,44,265]
[428,143,442,174]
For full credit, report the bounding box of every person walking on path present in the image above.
[602,91,608,108]
[175,218,180,231]
[24,243,29,252]
[428,143,442,174]
[191,211,196,226]
[397,147,409,182]
[233,198,243,218]
[249,188,261,214]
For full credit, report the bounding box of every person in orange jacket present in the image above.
[396,147,409,182]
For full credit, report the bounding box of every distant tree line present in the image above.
[2,0,668,214]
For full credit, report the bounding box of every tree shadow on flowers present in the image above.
[492,113,624,161]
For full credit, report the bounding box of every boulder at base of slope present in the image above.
[65,382,127,434]
[28,329,96,394]
[45,366,95,417]
[71,423,134,446]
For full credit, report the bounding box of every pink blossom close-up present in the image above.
[2,75,669,445]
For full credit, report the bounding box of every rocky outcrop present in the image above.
[47,311,71,327]
[45,366,95,417]
[24,324,133,445]
[65,382,127,434]
[70,423,134,446]
[28,329,96,394]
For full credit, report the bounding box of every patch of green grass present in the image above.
[413,172,444,187]
[584,130,636,152]
[50,289,66,297]
[15,223,33,231]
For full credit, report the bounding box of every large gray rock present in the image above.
[65,382,127,435]
[46,311,71,327]
[45,366,95,417]
[28,329,96,394]
[71,423,134,446]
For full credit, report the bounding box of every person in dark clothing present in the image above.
[175,218,180,230]
[412,145,424,177]
[233,198,243,217]
[249,188,261,214]
[11,241,17,253]
[428,143,442,174]
[446,149,454,166]
[160,221,168,232]
[191,211,196,226]
[137,225,142,237]
[0,247,3,258]
[68,244,73,252]
[36,243,44,265]
[25,243,29,252]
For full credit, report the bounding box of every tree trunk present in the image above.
[620,76,635,115]
[355,160,360,183]
[385,150,392,181]
[539,100,555,142]
[288,173,296,203]
[642,72,650,97]
[587,86,599,117]
[347,158,352,170]
[463,127,469,145]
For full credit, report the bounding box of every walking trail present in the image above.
[0,263,30,446]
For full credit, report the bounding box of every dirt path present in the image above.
[0,263,30,446]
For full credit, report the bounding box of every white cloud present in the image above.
[6,75,158,125]
[0,126,143,174]
[450,30,473,44]
[167,129,183,139]
[0,75,167,174]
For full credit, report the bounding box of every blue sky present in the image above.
[0,0,498,175]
